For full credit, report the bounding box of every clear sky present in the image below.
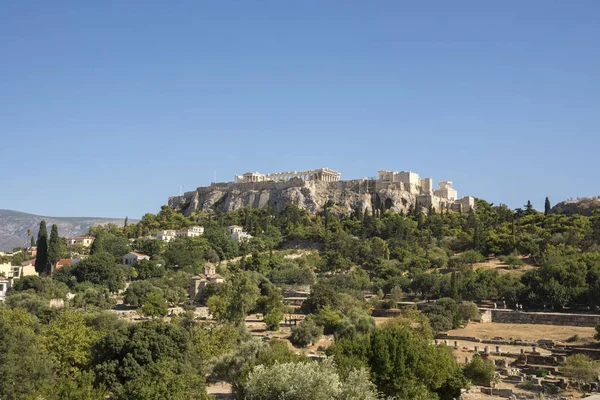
[1,1,599,218]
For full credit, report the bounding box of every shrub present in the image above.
[464,355,496,386]
[290,316,323,347]
[458,301,480,322]
[561,354,600,385]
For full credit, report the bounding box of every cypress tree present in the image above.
[544,197,551,216]
[47,224,63,266]
[35,220,49,275]
[124,216,129,228]
[30,236,35,247]
[90,232,104,255]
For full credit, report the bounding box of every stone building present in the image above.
[234,167,341,183]
[434,181,458,201]
[189,263,225,302]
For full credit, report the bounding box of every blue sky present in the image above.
[1,1,599,218]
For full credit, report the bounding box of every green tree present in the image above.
[368,319,465,399]
[290,316,323,347]
[123,280,158,307]
[43,309,100,376]
[93,320,206,399]
[463,355,496,386]
[224,272,260,324]
[35,220,49,275]
[561,354,600,386]
[243,359,379,400]
[71,252,126,292]
[71,287,117,310]
[544,197,552,216]
[89,232,105,254]
[0,312,54,399]
[458,301,480,323]
[211,340,304,398]
[139,290,168,318]
[48,223,64,267]
[261,286,285,331]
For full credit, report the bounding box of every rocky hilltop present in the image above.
[168,178,463,216]
[0,209,133,252]
[551,197,600,216]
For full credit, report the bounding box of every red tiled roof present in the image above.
[55,259,73,269]
[21,259,35,266]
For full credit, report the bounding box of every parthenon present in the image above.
[234,167,341,183]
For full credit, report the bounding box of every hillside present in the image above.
[551,197,600,216]
[0,209,132,251]
[168,178,474,216]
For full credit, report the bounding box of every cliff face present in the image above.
[168,179,423,216]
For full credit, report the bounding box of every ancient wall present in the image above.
[488,309,600,327]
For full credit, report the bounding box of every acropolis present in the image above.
[235,167,341,183]
[169,166,476,216]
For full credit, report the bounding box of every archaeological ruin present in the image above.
[169,166,476,216]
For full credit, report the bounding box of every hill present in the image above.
[551,197,600,216]
[0,209,133,252]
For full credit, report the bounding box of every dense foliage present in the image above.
[3,198,600,398]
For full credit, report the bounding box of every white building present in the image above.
[434,181,458,202]
[228,225,252,242]
[156,230,177,242]
[122,252,150,266]
[176,226,204,238]
[67,236,95,247]
[0,279,9,302]
[0,261,37,279]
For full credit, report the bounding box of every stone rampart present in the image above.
[488,309,600,327]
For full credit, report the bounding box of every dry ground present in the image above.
[472,258,537,275]
[446,321,596,345]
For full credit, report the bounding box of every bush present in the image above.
[458,301,480,322]
[428,314,453,333]
[499,254,524,268]
[71,287,116,310]
[243,359,379,400]
[290,316,323,347]
[138,290,168,319]
[460,250,485,265]
[561,354,600,385]
[123,280,158,307]
[464,355,496,386]
[264,310,283,331]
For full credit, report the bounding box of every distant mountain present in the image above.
[0,209,134,252]
[551,197,600,216]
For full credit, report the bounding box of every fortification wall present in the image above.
[488,309,600,327]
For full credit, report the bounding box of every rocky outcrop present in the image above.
[551,197,600,216]
[168,179,444,216]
